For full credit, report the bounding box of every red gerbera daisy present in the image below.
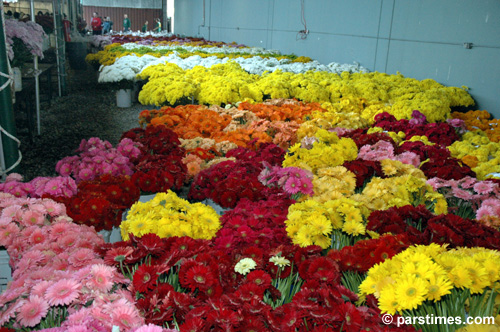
[245,270,272,288]
[183,265,216,291]
[132,265,159,293]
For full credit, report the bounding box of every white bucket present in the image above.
[116,89,132,108]
[0,249,12,292]
[13,67,22,92]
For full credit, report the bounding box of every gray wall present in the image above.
[174,0,500,117]
[82,0,162,9]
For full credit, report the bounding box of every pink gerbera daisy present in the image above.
[1,204,22,219]
[32,280,53,298]
[64,307,92,326]
[0,223,20,247]
[109,299,144,330]
[29,228,48,245]
[89,264,115,292]
[473,181,496,195]
[134,324,169,332]
[45,278,81,306]
[17,295,49,327]
[284,177,302,195]
[476,205,495,220]
[21,210,45,227]
[68,248,96,268]
[49,221,71,237]
[0,298,23,325]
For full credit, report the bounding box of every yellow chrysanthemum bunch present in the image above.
[120,191,221,241]
[285,197,368,249]
[351,171,448,215]
[359,244,500,315]
[312,166,357,203]
[448,131,500,171]
[283,129,358,174]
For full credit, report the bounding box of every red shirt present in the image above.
[91,17,102,31]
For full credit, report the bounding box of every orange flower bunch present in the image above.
[246,119,301,149]
[451,110,500,142]
[139,105,232,139]
[211,129,273,148]
[237,100,326,123]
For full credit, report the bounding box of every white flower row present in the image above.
[120,42,281,56]
[99,53,369,83]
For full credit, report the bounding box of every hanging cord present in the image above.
[0,4,23,177]
[296,0,309,40]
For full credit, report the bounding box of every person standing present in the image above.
[141,20,148,32]
[153,18,161,32]
[91,12,102,35]
[103,17,113,34]
[123,14,131,32]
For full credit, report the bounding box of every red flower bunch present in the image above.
[373,112,460,146]
[121,126,188,193]
[225,142,286,165]
[424,214,500,250]
[367,205,500,250]
[188,144,285,208]
[188,160,271,208]
[213,198,295,251]
[327,234,410,273]
[343,160,385,189]
[131,154,187,193]
[48,174,140,231]
[121,126,185,157]
[367,205,439,244]
[339,128,398,151]
[397,141,475,180]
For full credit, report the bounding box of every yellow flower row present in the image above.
[120,191,221,240]
[86,43,310,67]
[359,244,500,314]
[138,62,474,122]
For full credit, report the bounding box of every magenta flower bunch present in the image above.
[0,194,144,330]
[258,161,314,198]
[0,173,77,198]
[55,137,142,183]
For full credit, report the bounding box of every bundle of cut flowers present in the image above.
[0,173,77,198]
[285,197,370,249]
[0,193,143,330]
[138,105,232,139]
[0,219,144,330]
[213,198,295,252]
[188,144,286,208]
[427,176,500,221]
[99,233,417,331]
[47,174,140,232]
[367,205,500,250]
[373,111,461,146]
[258,162,314,199]
[4,19,46,63]
[120,191,221,241]
[56,137,142,183]
[121,126,187,193]
[359,244,500,332]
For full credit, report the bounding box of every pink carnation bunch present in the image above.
[0,173,77,198]
[259,162,314,197]
[55,137,142,183]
